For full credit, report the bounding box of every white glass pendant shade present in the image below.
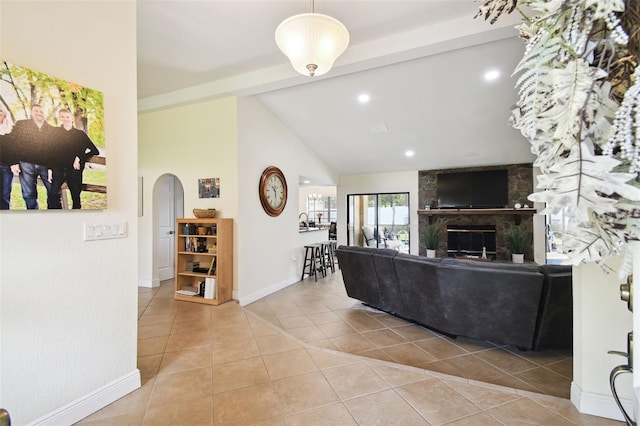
[275,13,349,77]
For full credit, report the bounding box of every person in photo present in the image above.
[48,108,99,209]
[0,105,15,209]
[9,104,55,209]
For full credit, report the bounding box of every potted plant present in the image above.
[505,227,528,263]
[423,225,440,258]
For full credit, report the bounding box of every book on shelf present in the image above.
[204,277,216,299]
[185,261,200,272]
[185,236,203,252]
[207,257,217,275]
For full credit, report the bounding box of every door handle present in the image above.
[169,230,175,235]
[0,408,11,426]
[608,332,635,426]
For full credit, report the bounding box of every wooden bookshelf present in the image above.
[174,218,233,305]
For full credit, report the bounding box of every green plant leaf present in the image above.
[505,227,529,253]
[422,225,440,250]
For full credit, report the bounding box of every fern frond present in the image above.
[561,219,621,264]
[514,30,563,75]
[537,59,608,147]
[529,142,640,219]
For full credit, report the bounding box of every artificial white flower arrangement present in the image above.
[476,0,639,274]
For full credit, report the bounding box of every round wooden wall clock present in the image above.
[259,166,288,217]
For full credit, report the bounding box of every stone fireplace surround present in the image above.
[418,164,534,261]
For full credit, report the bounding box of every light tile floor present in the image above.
[77,277,622,425]
[246,272,574,399]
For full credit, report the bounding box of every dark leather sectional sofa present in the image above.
[335,245,572,350]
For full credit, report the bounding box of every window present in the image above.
[546,209,569,264]
[307,195,336,225]
[347,192,410,253]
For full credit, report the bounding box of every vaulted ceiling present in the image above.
[137,1,535,179]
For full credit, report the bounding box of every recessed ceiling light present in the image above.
[358,93,370,104]
[484,69,500,81]
[405,150,415,157]
[303,180,310,184]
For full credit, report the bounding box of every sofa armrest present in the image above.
[335,245,384,309]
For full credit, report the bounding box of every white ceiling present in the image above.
[137,1,535,181]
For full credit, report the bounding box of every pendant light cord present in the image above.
[310,0,314,13]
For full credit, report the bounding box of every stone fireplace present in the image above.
[418,164,534,261]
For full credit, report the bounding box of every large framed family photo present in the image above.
[0,60,106,211]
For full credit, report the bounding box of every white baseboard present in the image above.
[138,278,160,288]
[238,276,298,306]
[571,381,632,422]
[27,369,141,426]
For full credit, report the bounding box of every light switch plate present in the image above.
[84,222,127,241]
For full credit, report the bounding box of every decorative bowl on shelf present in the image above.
[193,208,216,218]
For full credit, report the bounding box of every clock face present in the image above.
[259,166,287,216]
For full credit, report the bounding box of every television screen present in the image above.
[436,170,508,208]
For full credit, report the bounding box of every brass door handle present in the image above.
[0,408,11,426]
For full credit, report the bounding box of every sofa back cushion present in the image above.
[437,259,545,349]
[393,253,446,329]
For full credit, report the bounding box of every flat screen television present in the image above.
[436,170,508,208]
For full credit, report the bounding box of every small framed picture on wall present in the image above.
[198,178,220,198]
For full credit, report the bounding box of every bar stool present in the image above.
[329,240,339,270]
[301,243,325,281]
[321,241,336,274]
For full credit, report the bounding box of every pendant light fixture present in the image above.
[275,0,349,77]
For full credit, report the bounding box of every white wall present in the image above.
[0,1,139,424]
[138,97,239,288]
[338,172,419,254]
[139,95,335,304]
[572,260,635,421]
[236,96,337,304]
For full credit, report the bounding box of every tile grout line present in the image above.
[243,307,573,407]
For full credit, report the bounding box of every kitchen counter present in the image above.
[298,227,325,233]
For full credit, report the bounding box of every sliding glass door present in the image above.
[347,192,410,253]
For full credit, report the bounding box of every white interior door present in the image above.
[157,175,176,281]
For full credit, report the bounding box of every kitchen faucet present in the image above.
[298,212,309,230]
